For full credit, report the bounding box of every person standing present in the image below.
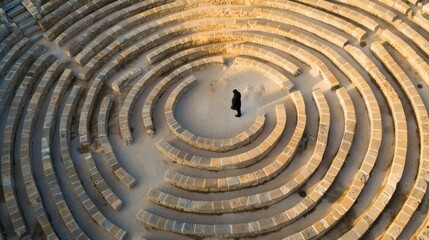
[231,89,241,117]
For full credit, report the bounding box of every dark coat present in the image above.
[231,91,241,110]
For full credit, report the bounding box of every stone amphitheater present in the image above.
[2,0,429,239]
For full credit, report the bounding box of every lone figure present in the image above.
[231,89,241,117]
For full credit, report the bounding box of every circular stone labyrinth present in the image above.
[1,0,429,240]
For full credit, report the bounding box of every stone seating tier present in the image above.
[376,0,411,15]
[0,31,23,62]
[406,0,419,5]
[98,96,136,189]
[144,29,339,89]
[1,51,57,239]
[413,11,429,32]
[281,87,356,240]
[394,20,429,58]
[295,0,380,31]
[63,0,174,57]
[111,67,142,95]
[42,0,116,41]
[381,29,429,87]
[0,37,31,77]
[232,56,294,91]
[40,68,89,239]
[1,58,66,239]
[84,151,124,211]
[31,69,75,238]
[334,0,397,22]
[284,46,383,240]
[147,38,301,77]
[40,0,71,16]
[53,0,172,46]
[59,86,127,239]
[72,0,184,64]
[0,44,44,115]
[337,44,407,239]
[38,0,90,31]
[370,42,429,240]
[76,3,352,81]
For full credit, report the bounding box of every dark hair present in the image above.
[233,89,238,93]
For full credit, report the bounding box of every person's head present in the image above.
[233,89,238,94]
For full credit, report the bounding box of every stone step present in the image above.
[0,24,9,42]
[12,11,32,24]
[29,31,43,42]
[6,4,26,19]
[423,4,429,16]
[3,0,22,12]
[17,18,36,29]
[22,25,40,36]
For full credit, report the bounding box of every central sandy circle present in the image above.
[174,64,286,139]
